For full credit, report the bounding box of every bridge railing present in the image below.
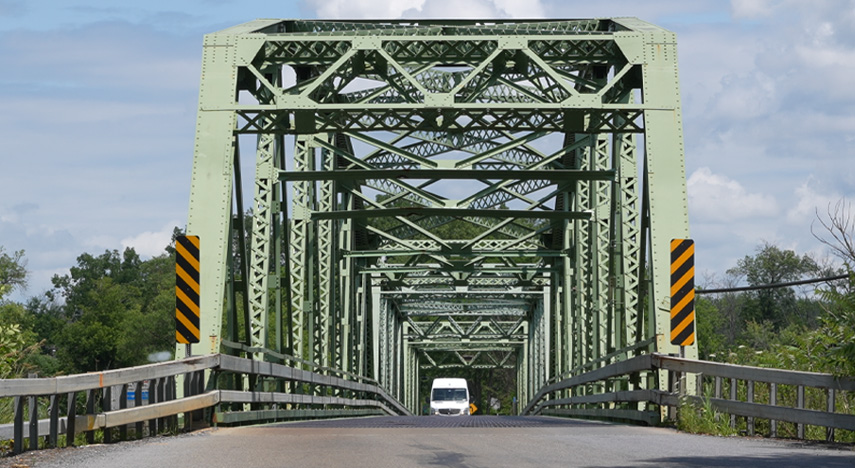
[0,353,410,455]
[524,354,855,441]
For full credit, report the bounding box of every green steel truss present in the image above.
[179,18,696,413]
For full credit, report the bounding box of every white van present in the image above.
[429,378,470,416]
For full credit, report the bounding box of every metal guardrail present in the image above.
[0,354,411,455]
[524,354,855,439]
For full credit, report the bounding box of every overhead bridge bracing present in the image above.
[178,18,695,414]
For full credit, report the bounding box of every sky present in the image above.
[1,0,854,300]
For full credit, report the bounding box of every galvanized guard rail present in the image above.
[0,354,411,454]
[525,354,855,440]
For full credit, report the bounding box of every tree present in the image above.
[56,277,129,372]
[116,253,175,366]
[695,296,725,359]
[815,274,855,376]
[727,242,819,327]
[50,246,175,373]
[700,270,754,348]
[813,199,855,266]
[50,248,142,317]
[0,247,27,300]
[0,248,53,377]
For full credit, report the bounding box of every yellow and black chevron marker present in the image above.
[175,235,200,344]
[670,239,695,346]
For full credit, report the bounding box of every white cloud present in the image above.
[687,167,779,222]
[786,179,840,225]
[489,0,545,18]
[404,0,502,18]
[305,0,426,19]
[543,1,721,22]
[84,235,120,251]
[121,223,178,257]
[730,0,783,19]
[304,0,545,19]
[710,72,777,120]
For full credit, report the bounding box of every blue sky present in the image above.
[2,0,855,300]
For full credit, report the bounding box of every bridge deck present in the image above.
[7,417,853,468]
[275,415,599,428]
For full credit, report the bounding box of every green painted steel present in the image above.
[178,18,697,418]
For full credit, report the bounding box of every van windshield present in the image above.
[432,388,468,402]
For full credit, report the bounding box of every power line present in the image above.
[696,273,850,295]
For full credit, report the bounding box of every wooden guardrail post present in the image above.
[183,372,194,430]
[103,386,112,444]
[796,385,805,439]
[134,381,143,438]
[13,395,23,454]
[67,392,77,447]
[48,394,59,447]
[714,377,722,424]
[148,378,158,436]
[28,395,38,451]
[85,389,96,444]
[770,383,777,438]
[667,368,676,420]
[746,381,754,436]
[729,378,737,430]
[156,378,166,432]
[167,376,177,432]
[826,388,835,442]
[119,384,128,440]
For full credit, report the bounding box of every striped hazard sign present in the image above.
[175,235,200,344]
[670,239,695,346]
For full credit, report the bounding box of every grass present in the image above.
[676,395,737,437]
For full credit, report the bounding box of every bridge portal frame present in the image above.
[177,18,696,413]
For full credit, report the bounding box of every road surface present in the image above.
[4,416,853,468]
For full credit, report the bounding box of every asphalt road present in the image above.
[3,416,854,468]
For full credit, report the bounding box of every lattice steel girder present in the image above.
[345,248,563,258]
[407,318,526,340]
[280,169,614,182]
[235,108,644,134]
[417,345,522,370]
[247,132,276,355]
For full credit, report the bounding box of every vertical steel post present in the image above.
[248,131,277,358]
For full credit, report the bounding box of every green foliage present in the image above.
[48,248,176,373]
[710,272,855,379]
[727,242,819,327]
[813,275,855,376]
[702,243,837,360]
[56,277,131,371]
[50,248,143,313]
[0,301,36,346]
[0,299,53,378]
[117,254,176,365]
[0,247,27,300]
[677,395,737,437]
[695,296,725,359]
[0,323,29,378]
